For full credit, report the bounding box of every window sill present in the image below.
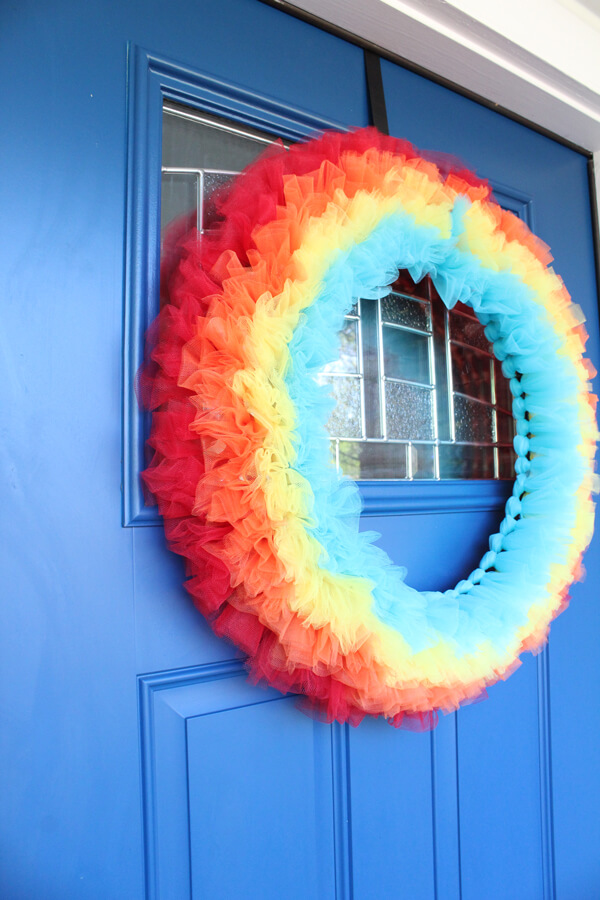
[359,478,512,516]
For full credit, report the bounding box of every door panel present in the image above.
[349,722,436,900]
[550,547,600,899]
[381,58,600,898]
[458,660,545,900]
[187,697,335,900]
[1,1,598,898]
[141,667,337,900]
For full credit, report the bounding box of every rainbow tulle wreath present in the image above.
[140,128,597,728]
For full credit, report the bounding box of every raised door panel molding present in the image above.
[187,700,335,899]
[138,662,351,900]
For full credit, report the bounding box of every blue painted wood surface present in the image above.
[1,1,598,897]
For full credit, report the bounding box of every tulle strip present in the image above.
[140,128,597,726]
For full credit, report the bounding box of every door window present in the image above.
[162,101,515,480]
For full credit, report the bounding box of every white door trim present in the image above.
[280,0,600,153]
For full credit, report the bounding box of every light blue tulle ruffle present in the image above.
[284,204,586,657]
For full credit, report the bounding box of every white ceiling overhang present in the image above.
[276,0,600,155]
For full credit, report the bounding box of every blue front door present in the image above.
[2,2,598,898]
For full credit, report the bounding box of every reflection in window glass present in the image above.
[438,443,496,480]
[319,375,363,440]
[451,344,492,403]
[161,172,198,236]
[450,311,492,352]
[322,319,359,375]
[383,327,430,384]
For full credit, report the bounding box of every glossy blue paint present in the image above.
[1,2,598,899]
